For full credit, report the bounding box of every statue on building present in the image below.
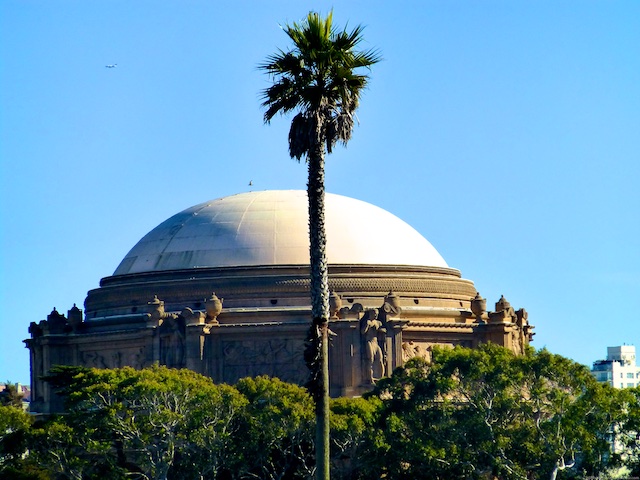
[516,308,534,352]
[361,309,386,384]
[158,315,186,368]
[146,296,186,368]
[329,291,342,319]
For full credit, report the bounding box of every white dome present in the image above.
[114,190,448,275]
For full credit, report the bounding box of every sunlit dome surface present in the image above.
[114,190,448,275]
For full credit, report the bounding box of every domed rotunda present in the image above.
[27,190,533,413]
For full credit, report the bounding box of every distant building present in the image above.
[591,346,640,388]
[0,382,31,410]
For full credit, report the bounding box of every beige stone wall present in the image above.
[28,265,532,413]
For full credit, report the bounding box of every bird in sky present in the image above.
[105,64,118,68]
[248,180,253,186]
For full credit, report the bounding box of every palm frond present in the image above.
[260,10,380,159]
[289,113,314,161]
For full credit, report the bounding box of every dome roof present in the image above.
[113,190,448,275]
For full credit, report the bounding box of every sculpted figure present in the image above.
[511,328,523,356]
[147,296,185,367]
[516,308,532,353]
[329,291,342,319]
[159,316,185,368]
[361,309,386,384]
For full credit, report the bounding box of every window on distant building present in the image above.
[628,373,635,378]
[595,372,613,382]
[628,383,635,388]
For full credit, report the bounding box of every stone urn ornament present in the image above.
[147,295,166,326]
[470,292,486,322]
[205,292,223,324]
[382,291,401,317]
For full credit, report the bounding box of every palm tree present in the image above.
[260,11,379,480]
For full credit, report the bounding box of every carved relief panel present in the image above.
[81,346,146,370]
[220,338,307,385]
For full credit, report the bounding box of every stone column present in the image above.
[182,307,208,375]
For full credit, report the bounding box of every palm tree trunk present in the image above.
[307,137,331,480]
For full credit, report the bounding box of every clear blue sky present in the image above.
[1,1,639,384]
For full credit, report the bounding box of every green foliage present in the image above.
[234,376,315,479]
[177,381,247,480]
[613,387,640,477]
[0,382,25,408]
[369,344,626,480]
[329,396,383,479]
[0,404,33,472]
[40,364,248,480]
[28,415,118,480]
[513,349,626,478]
[4,347,636,480]
[0,404,32,443]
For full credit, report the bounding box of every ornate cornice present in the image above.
[85,264,476,318]
[406,322,476,330]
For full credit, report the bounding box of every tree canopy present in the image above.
[369,344,626,480]
[3,346,638,479]
[0,382,25,408]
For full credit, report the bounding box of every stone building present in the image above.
[26,190,533,413]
